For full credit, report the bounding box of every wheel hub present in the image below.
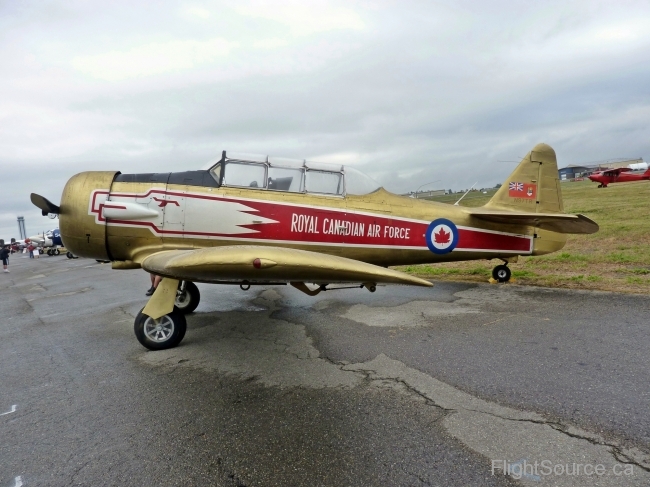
[143,316,174,342]
[175,290,189,307]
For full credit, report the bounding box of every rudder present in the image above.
[485,143,563,214]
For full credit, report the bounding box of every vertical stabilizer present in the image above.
[485,143,563,214]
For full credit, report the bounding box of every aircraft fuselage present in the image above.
[59,170,564,268]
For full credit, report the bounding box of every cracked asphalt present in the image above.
[1,255,649,486]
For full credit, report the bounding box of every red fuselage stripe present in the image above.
[92,189,533,253]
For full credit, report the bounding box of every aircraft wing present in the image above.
[466,209,599,234]
[141,246,433,287]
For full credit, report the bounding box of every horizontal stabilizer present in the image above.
[142,246,433,287]
[466,209,599,234]
[30,193,61,216]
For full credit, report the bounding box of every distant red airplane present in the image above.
[588,167,650,187]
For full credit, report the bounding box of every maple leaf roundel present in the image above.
[425,218,459,254]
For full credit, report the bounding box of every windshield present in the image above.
[344,166,381,195]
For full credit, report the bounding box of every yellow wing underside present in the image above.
[141,245,433,287]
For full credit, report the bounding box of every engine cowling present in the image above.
[59,171,119,260]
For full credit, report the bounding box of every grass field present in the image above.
[398,180,650,294]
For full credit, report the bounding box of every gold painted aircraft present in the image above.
[31,143,597,350]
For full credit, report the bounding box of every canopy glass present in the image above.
[208,151,381,196]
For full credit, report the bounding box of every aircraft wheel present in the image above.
[175,281,200,314]
[492,264,511,283]
[46,249,52,256]
[134,306,187,350]
[66,252,74,259]
[54,248,60,255]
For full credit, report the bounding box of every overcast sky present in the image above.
[2,0,650,240]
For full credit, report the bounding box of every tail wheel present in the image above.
[175,281,200,314]
[492,264,511,283]
[134,306,187,350]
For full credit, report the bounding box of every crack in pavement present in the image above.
[136,289,649,486]
[343,354,650,486]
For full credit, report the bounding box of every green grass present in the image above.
[512,269,537,278]
[398,179,650,294]
[629,268,650,275]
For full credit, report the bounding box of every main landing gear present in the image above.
[134,279,201,350]
[492,264,511,283]
[134,306,187,350]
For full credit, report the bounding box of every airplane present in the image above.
[31,142,598,351]
[588,167,650,187]
[25,228,65,255]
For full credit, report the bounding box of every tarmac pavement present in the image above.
[1,254,649,486]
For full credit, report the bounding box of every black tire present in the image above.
[47,249,53,256]
[175,281,200,314]
[54,248,60,255]
[492,264,511,283]
[134,306,187,350]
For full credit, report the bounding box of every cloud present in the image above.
[233,0,366,36]
[252,38,289,50]
[182,6,212,20]
[71,38,238,80]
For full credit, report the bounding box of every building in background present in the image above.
[402,189,447,198]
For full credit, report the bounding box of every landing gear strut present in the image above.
[492,264,511,283]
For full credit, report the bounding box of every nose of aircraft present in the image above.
[58,171,118,260]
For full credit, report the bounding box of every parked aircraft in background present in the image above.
[32,143,598,351]
[588,167,650,187]
[26,228,65,255]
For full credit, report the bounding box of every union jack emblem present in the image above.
[509,182,523,191]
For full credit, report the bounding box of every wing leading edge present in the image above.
[141,246,433,287]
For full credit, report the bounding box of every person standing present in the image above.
[27,243,34,258]
[1,245,10,273]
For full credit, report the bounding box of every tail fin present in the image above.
[643,167,650,176]
[485,143,563,214]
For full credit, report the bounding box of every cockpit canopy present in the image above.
[207,151,381,196]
